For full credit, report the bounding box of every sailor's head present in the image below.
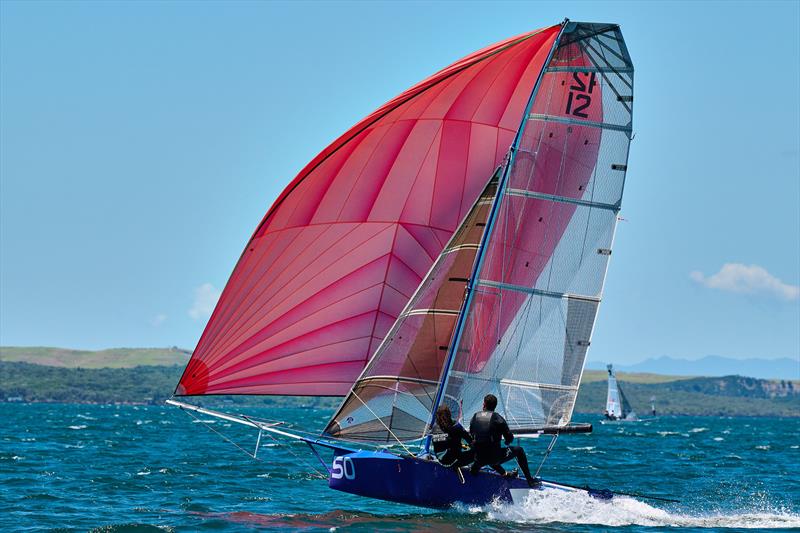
[483,394,498,411]
[436,405,454,430]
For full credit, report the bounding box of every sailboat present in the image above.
[604,364,638,422]
[168,19,635,508]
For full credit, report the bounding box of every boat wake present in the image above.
[477,489,800,529]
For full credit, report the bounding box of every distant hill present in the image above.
[1,346,798,416]
[580,370,691,384]
[587,356,799,380]
[0,346,191,369]
[0,362,336,408]
[574,374,800,418]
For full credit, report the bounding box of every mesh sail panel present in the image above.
[441,22,634,431]
[325,177,499,442]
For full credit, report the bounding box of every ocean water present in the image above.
[2,403,799,532]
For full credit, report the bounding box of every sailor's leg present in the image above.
[469,460,483,475]
[508,445,537,486]
[490,464,507,475]
[452,449,475,469]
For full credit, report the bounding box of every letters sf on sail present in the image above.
[174,23,634,447]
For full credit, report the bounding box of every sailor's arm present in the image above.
[498,415,514,445]
[458,424,473,444]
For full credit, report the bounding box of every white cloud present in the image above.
[150,313,167,327]
[189,283,221,320]
[690,263,799,301]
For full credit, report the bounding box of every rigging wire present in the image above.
[180,407,327,480]
[351,389,414,456]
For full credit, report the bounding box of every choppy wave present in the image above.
[4,403,799,532]
[483,489,800,529]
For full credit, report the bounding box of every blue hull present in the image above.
[327,450,593,509]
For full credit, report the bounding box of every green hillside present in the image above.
[574,375,800,418]
[0,346,191,368]
[1,347,798,417]
[580,369,691,384]
[0,362,336,408]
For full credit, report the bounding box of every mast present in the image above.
[422,19,571,452]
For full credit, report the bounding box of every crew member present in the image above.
[432,405,474,473]
[469,394,538,487]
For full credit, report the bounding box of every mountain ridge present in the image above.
[587,355,798,380]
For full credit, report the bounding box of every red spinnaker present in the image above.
[177,25,561,396]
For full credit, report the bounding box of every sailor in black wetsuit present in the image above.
[469,393,538,487]
[432,405,474,472]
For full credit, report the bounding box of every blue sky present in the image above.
[1,1,798,367]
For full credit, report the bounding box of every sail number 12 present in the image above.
[565,71,597,119]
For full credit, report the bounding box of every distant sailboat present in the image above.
[604,364,638,421]
[168,19,637,508]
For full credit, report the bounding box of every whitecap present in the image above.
[480,486,800,528]
[68,425,87,430]
[755,445,770,451]
[689,427,708,433]
[713,437,724,441]
[567,446,596,451]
